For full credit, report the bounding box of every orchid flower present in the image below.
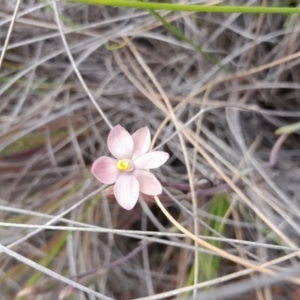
[92,125,169,210]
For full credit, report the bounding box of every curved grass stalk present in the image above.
[153,195,300,284]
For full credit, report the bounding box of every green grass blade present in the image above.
[25,233,69,287]
[149,10,228,69]
[68,1,300,15]
[185,193,230,296]
[275,121,300,135]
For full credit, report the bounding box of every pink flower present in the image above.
[91,125,169,210]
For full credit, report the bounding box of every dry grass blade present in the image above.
[0,0,22,70]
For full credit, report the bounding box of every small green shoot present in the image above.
[275,122,300,135]
[185,193,230,296]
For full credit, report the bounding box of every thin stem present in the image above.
[58,242,150,298]
[0,0,22,70]
[264,134,288,168]
[75,242,149,280]
[52,0,113,130]
[69,0,300,15]
[162,134,288,196]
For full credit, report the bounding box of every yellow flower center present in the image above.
[117,159,133,172]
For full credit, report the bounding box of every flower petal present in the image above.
[131,127,151,159]
[134,170,162,195]
[133,151,169,169]
[107,125,134,159]
[114,172,139,210]
[91,156,119,184]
